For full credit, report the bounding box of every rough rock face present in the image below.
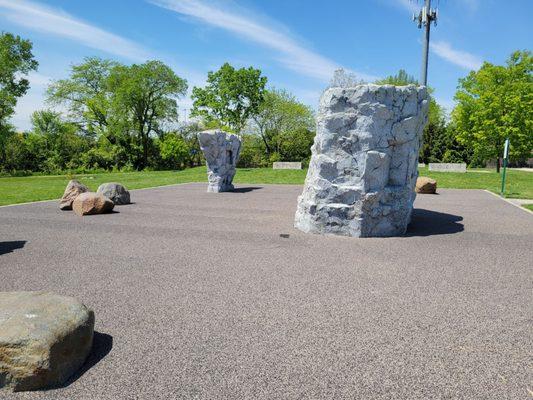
[295,84,429,237]
[97,182,131,205]
[72,192,114,216]
[0,291,94,392]
[416,176,437,194]
[198,130,241,192]
[59,180,89,210]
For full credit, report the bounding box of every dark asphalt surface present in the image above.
[0,183,531,399]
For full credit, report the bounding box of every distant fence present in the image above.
[428,163,467,173]
[273,162,302,170]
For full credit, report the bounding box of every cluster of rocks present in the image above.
[198,130,241,193]
[295,84,429,237]
[0,291,94,392]
[59,180,130,216]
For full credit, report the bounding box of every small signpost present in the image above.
[500,138,510,196]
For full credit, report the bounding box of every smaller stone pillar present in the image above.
[198,130,241,192]
[294,84,429,237]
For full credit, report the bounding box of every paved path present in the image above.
[1,184,532,400]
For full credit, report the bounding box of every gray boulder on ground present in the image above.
[295,84,429,237]
[59,180,89,210]
[416,176,437,194]
[97,182,131,205]
[198,129,241,192]
[72,192,114,216]
[0,291,94,392]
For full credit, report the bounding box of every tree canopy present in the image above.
[47,57,117,136]
[0,32,38,125]
[108,60,188,167]
[252,88,314,156]
[191,63,267,133]
[375,69,418,86]
[47,57,188,169]
[452,50,532,170]
[0,32,38,167]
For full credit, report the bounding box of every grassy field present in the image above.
[418,167,533,199]
[523,204,533,212]
[0,167,306,206]
[0,166,531,206]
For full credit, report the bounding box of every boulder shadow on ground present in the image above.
[230,187,263,193]
[406,209,464,236]
[0,240,26,255]
[55,331,113,389]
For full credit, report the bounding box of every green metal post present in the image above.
[500,158,508,196]
[500,138,510,196]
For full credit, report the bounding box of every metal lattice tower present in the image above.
[412,0,438,86]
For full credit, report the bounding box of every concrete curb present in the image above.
[483,190,533,215]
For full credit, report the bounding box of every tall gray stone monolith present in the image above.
[198,130,241,193]
[294,84,429,237]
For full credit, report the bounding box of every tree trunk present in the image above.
[143,133,148,169]
[496,157,501,173]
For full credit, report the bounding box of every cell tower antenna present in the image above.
[412,0,438,86]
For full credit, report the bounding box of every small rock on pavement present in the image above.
[59,180,89,210]
[97,182,131,205]
[416,177,437,194]
[0,291,94,392]
[72,192,114,216]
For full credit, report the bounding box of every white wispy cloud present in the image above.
[457,0,479,11]
[395,0,419,13]
[0,0,151,61]
[149,0,377,82]
[391,1,483,71]
[430,41,482,70]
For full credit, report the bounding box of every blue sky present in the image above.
[1,0,532,130]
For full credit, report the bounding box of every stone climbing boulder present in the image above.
[97,182,131,205]
[295,84,429,237]
[59,180,89,210]
[0,291,94,392]
[72,192,114,216]
[198,129,241,193]
[416,177,437,194]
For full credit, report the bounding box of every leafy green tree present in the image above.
[47,57,117,136]
[0,32,38,167]
[279,128,315,164]
[0,32,38,124]
[191,63,267,133]
[108,60,188,168]
[237,134,270,168]
[375,69,418,86]
[452,50,532,171]
[157,133,190,169]
[252,88,314,157]
[30,110,89,172]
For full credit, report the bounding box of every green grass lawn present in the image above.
[0,167,307,206]
[523,204,533,212]
[417,167,533,199]
[0,166,531,206]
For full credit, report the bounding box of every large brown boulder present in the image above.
[72,192,114,216]
[59,180,89,210]
[0,291,94,392]
[416,176,437,194]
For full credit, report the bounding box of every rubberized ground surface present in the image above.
[1,183,532,399]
